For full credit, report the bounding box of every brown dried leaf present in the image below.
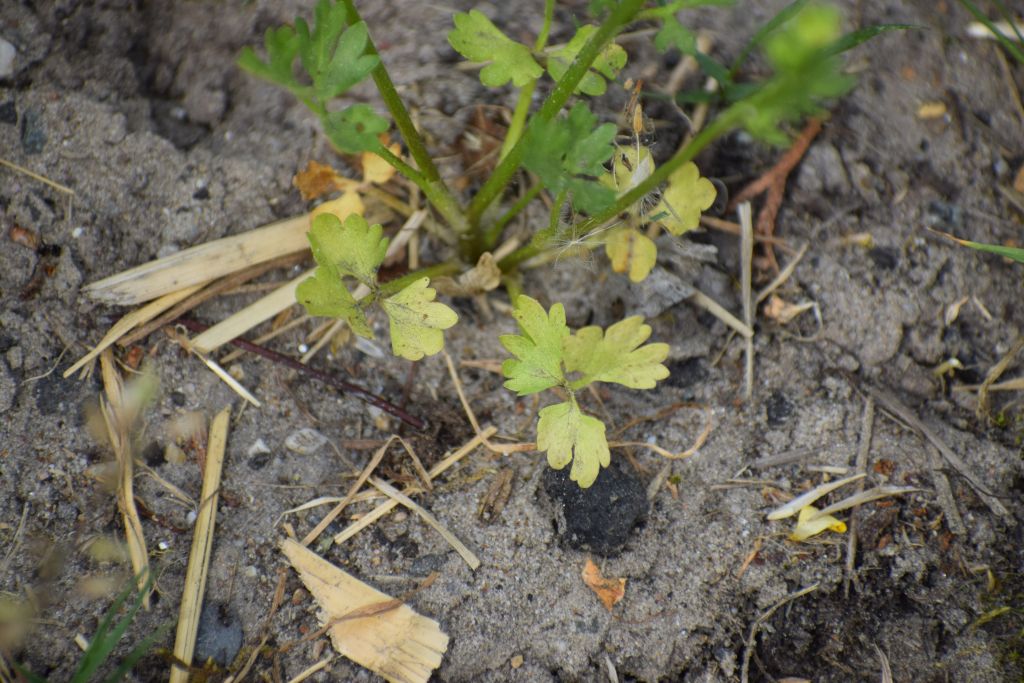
[432,252,501,297]
[581,558,625,611]
[294,160,356,200]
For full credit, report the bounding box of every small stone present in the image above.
[0,100,16,125]
[0,38,15,80]
[284,428,328,455]
[194,602,243,667]
[0,360,16,413]
[20,108,46,154]
[765,391,794,428]
[544,465,648,556]
[510,654,524,669]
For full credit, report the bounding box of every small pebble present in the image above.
[0,37,15,79]
[285,428,329,455]
[20,108,46,154]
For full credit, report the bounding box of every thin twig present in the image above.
[866,385,1012,523]
[844,397,874,598]
[174,318,425,430]
[740,583,819,683]
[739,202,754,401]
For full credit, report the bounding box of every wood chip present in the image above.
[281,538,448,683]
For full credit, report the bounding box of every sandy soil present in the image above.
[1,1,1023,681]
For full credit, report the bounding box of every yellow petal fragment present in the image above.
[605,227,657,282]
[789,505,846,542]
[311,191,365,224]
[362,142,402,185]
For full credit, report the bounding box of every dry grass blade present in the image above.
[977,333,1024,417]
[98,349,151,608]
[64,284,205,378]
[809,485,921,520]
[334,427,496,545]
[739,201,754,401]
[280,538,448,683]
[118,252,306,348]
[170,406,230,683]
[190,270,312,354]
[610,403,714,460]
[689,289,754,339]
[866,386,1013,523]
[845,397,874,598]
[766,473,866,520]
[300,436,393,547]
[84,215,310,305]
[369,477,479,570]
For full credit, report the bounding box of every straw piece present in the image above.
[84,215,310,305]
[301,437,392,547]
[334,427,496,545]
[280,538,449,683]
[169,407,230,683]
[369,477,480,570]
[766,473,866,520]
[64,284,204,378]
[190,271,312,354]
[738,202,754,401]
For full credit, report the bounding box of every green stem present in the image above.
[467,0,645,229]
[499,105,741,271]
[378,260,462,296]
[483,182,543,248]
[636,0,728,21]
[340,0,468,234]
[371,144,427,186]
[498,0,555,161]
[499,82,537,162]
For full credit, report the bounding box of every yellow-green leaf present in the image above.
[653,161,716,235]
[605,227,658,282]
[564,316,669,389]
[547,25,627,96]
[500,296,569,396]
[381,277,458,361]
[296,263,372,338]
[537,399,609,488]
[307,213,388,286]
[448,10,543,87]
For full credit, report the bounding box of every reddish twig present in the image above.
[729,117,823,271]
[174,318,425,430]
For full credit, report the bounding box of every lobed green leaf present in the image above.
[547,25,627,96]
[537,399,610,488]
[448,10,543,87]
[564,316,670,388]
[238,25,303,89]
[325,104,389,153]
[381,277,459,360]
[500,296,569,395]
[523,102,617,214]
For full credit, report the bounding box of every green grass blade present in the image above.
[71,573,153,683]
[992,0,1024,46]
[824,23,920,57]
[12,661,48,683]
[934,228,1024,264]
[956,0,1024,64]
[101,620,173,683]
[728,0,809,77]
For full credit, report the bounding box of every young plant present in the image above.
[239,0,898,486]
[501,296,669,487]
[14,571,171,683]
